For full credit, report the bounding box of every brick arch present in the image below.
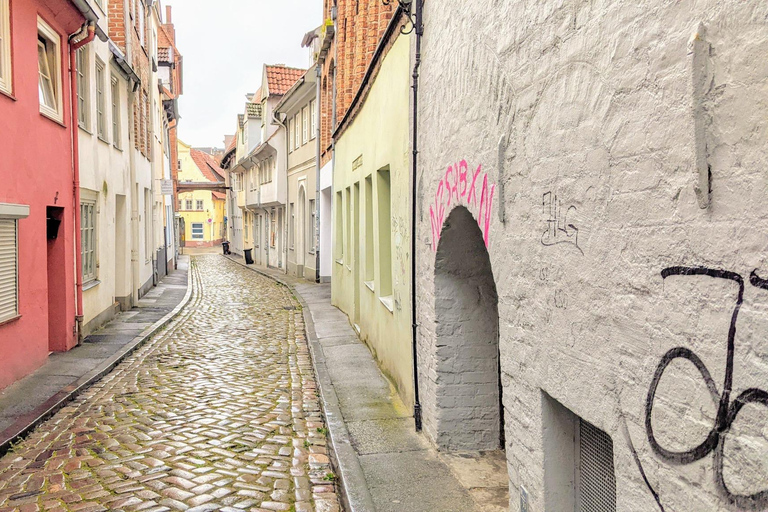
[433,205,503,451]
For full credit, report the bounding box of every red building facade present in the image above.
[0,0,91,390]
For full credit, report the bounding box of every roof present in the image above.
[246,102,262,118]
[190,149,226,183]
[212,191,226,200]
[265,65,306,96]
[158,47,171,62]
[225,135,236,154]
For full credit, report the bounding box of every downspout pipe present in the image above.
[69,22,96,342]
[272,111,289,274]
[315,63,321,283]
[411,0,423,431]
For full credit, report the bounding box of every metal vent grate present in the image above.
[577,419,616,512]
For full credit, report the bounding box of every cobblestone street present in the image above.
[0,256,339,512]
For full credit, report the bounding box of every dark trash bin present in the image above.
[244,248,253,264]
[222,241,231,255]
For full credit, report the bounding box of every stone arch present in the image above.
[434,205,503,451]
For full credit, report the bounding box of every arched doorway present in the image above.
[434,206,503,451]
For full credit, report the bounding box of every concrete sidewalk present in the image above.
[226,255,496,512]
[0,256,191,455]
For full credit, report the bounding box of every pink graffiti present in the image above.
[429,160,495,251]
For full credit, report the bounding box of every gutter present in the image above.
[314,63,321,283]
[68,22,97,342]
[69,0,108,41]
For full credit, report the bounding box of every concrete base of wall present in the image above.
[182,239,222,248]
[81,302,121,338]
[138,276,154,299]
[115,295,133,311]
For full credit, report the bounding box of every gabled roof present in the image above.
[190,149,226,182]
[265,65,306,96]
[246,102,262,118]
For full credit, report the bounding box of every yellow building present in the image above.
[332,30,414,407]
[177,140,227,248]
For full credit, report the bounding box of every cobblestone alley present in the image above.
[0,256,339,512]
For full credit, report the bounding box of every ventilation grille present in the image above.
[578,419,616,512]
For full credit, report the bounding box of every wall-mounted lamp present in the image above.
[383,0,418,34]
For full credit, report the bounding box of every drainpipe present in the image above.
[315,64,322,283]
[69,22,96,342]
[411,0,423,431]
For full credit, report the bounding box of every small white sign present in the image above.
[161,180,174,195]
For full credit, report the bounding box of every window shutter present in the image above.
[0,218,18,322]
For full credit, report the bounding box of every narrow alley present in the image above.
[0,256,339,512]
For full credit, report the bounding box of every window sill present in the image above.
[335,259,344,265]
[0,314,21,328]
[289,247,294,252]
[345,265,351,272]
[83,279,101,291]
[379,295,394,313]
[0,87,16,101]
[364,280,374,292]
[113,144,123,152]
[40,110,66,128]
[78,124,92,135]
[98,135,110,145]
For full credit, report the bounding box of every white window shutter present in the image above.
[0,218,18,322]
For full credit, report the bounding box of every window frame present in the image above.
[294,114,300,150]
[185,199,192,210]
[95,58,107,141]
[0,211,23,324]
[195,199,204,211]
[0,0,12,96]
[76,47,89,129]
[37,17,63,122]
[111,75,121,149]
[308,199,316,255]
[310,100,317,140]
[302,106,309,145]
[80,192,98,284]
[288,117,294,153]
[191,222,204,240]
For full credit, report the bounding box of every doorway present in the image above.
[298,185,306,272]
[434,205,503,450]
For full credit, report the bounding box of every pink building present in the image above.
[0,0,103,390]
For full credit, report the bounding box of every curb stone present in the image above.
[0,258,195,457]
[224,254,376,512]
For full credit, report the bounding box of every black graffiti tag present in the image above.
[643,266,768,510]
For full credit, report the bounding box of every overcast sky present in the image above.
[172,0,322,148]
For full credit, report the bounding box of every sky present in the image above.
[171,0,322,149]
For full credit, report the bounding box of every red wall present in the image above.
[0,0,84,390]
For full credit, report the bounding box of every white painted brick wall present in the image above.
[416,1,768,510]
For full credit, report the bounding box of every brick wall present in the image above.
[417,1,768,511]
[319,0,394,167]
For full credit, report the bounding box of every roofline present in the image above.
[273,70,316,114]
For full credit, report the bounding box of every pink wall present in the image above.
[0,0,84,390]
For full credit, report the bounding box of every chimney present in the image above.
[166,5,172,23]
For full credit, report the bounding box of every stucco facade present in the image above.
[332,33,414,408]
[416,1,768,511]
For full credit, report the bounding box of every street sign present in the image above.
[161,179,174,195]
[207,218,213,224]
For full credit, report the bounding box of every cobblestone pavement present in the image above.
[0,256,340,512]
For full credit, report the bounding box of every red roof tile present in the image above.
[265,65,306,96]
[190,149,226,183]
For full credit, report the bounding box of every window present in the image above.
[80,199,97,283]
[301,107,308,144]
[38,18,62,121]
[178,200,182,210]
[95,60,107,141]
[111,76,121,148]
[144,189,152,261]
[310,100,316,140]
[0,0,12,95]
[294,114,300,150]
[345,186,351,267]
[0,205,28,324]
[196,199,203,210]
[289,117,294,152]
[185,199,192,210]
[377,168,392,303]
[191,223,204,240]
[308,199,316,254]
[138,1,145,48]
[335,191,342,262]
[542,393,616,512]
[76,48,88,128]
[289,203,295,249]
[364,176,373,284]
